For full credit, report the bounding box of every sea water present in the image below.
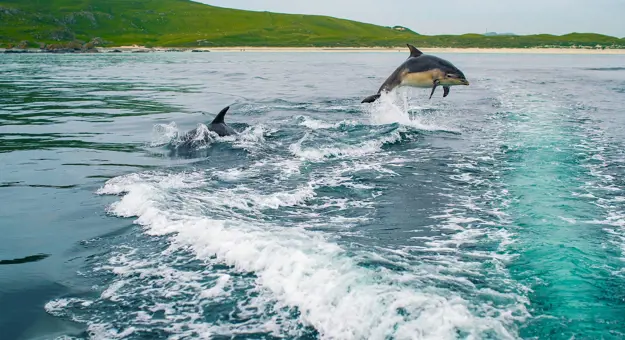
[1,52,625,339]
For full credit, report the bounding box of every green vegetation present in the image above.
[0,0,418,48]
[1,0,623,49]
[409,33,625,49]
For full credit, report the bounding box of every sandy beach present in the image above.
[208,47,625,54]
[110,45,625,54]
[4,46,625,55]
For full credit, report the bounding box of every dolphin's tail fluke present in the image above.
[361,93,381,103]
[211,106,230,124]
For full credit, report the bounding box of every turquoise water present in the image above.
[1,52,625,339]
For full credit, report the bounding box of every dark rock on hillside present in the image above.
[0,6,20,15]
[40,37,104,53]
[49,28,76,41]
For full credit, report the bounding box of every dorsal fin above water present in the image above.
[211,106,230,124]
[406,44,423,58]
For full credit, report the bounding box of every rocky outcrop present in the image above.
[62,11,98,27]
[17,40,29,49]
[0,6,20,16]
[49,28,75,41]
[40,37,104,53]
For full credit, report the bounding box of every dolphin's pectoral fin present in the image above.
[362,93,382,103]
[407,44,423,58]
[443,86,450,98]
[429,80,440,100]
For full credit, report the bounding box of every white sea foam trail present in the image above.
[83,170,519,340]
[364,90,460,133]
[288,130,404,162]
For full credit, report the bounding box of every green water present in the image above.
[1,53,625,339]
[501,85,625,338]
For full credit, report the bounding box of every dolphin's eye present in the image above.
[446,74,458,78]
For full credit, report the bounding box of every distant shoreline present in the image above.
[4,46,625,55]
[112,46,625,54]
[206,47,625,54]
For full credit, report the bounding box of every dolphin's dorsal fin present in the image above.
[406,44,423,58]
[211,106,230,124]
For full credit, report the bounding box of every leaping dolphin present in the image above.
[362,44,469,103]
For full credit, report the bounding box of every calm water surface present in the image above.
[1,52,625,340]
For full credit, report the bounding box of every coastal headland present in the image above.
[3,46,625,55]
[1,0,624,54]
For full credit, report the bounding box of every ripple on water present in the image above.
[45,99,527,339]
[3,53,625,340]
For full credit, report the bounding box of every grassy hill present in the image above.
[1,0,624,49]
[0,0,419,48]
[410,32,625,49]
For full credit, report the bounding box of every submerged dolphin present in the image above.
[361,44,469,103]
[178,106,237,147]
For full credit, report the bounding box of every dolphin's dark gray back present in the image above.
[208,106,236,137]
[362,44,423,103]
[209,122,236,137]
[404,55,464,76]
[374,44,428,94]
[381,55,461,91]
[376,64,405,93]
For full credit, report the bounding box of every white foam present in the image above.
[230,125,272,151]
[364,92,460,133]
[85,245,268,339]
[89,170,521,339]
[45,298,92,317]
[298,116,360,130]
[573,124,625,265]
[289,131,402,162]
[210,185,316,212]
[177,123,219,148]
[200,274,231,299]
[256,157,303,178]
[215,157,303,182]
[150,122,179,146]
[299,117,339,130]
[213,167,252,182]
[558,216,578,224]
[86,324,138,340]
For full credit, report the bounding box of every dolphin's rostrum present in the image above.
[362,44,469,103]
